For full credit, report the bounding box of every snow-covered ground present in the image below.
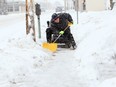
[0,8,116,87]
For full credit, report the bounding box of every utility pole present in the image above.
[25,0,29,35]
[30,0,36,42]
[67,0,68,10]
[45,0,48,10]
[64,0,67,12]
[25,0,36,42]
[76,0,78,24]
[12,0,15,12]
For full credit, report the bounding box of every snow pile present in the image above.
[98,78,116,87]
[74,9,116,87]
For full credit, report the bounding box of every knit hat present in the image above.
[52,13,59,21]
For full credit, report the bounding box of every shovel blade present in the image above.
[42,42,57,52]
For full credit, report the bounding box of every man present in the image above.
[46,13,77,49]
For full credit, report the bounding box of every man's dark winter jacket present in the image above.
[50,13,73,31]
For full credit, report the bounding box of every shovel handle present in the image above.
[53,34,61,43]
[53,26,69,43]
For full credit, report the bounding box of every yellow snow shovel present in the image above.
[42,26,69,52]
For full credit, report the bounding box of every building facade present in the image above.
[78,0,113,11]
[7,1,25,13]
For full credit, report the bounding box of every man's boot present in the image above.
[72,41,77,50]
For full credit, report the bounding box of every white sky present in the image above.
[38,0,64,5]
[47,0,64,3]
[7,0,65,6]
[7,0,64,3]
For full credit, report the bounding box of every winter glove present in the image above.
[59,31,64,35]
[68,21,73,26]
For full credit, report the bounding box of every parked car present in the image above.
[55,7,64,12]
[0,9,8,15]
[0,1,8,15]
